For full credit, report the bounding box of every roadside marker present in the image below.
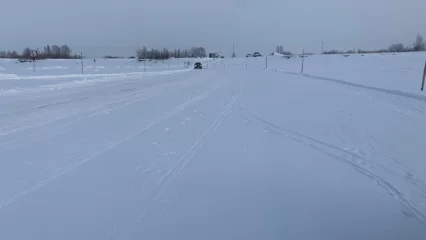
[422,62,426,91]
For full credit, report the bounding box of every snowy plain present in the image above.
[0,54,426,239]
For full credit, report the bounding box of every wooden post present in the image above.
[266,56,268,69]
[301,49,305,74]
[31,50,37,72]
[422,62,426,91]
[80,52,84,75]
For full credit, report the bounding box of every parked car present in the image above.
[246,54,252,57]
[253,52,262,57]
[194,62,203,69]
[209,53,219,58]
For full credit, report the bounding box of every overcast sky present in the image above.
[1,0,425,57]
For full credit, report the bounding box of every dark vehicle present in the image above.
[253,52,262,57]
[194,62,203,69]
[209,53,219,58]
[246,54,252,57]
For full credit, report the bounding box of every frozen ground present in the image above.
[0,55,426,239]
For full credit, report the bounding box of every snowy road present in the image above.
[1,64,426,239]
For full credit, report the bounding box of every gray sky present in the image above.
[1,0,425,57]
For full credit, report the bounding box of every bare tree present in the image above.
[388,43,405,52]
[60,45,72,58]
[137,46,206,60]
[182,49,189,58]
[162,48,169,59]
[51,45,61,58]
[44,45,51,57]
[22,48,32,59]
[413,34,425,51]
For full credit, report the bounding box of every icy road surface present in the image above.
[1,58,426,239]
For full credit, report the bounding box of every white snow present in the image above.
[0,54,426,239]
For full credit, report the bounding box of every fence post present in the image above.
[266,56,268,69]
[80,52,84,75]
[422,62,426,91]
[31,50,37,72]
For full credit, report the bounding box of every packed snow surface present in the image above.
[1,54,426,239]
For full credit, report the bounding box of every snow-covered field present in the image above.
[0,58,204,92]
[1,54,426,239]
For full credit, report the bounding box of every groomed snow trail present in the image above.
[0,61,426,240]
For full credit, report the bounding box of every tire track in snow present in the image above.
[0,76,185,134]
[0,88,164,149]
[0,89,214,210]
[274,70,426,103]
[120,83,244,239]
[0,88,151,135]
[240,108,426,227]
[0,75,207,148]
[0,73,189,119]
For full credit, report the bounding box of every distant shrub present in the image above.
[413,34,425,51]
[388,43,405,52]
[136,46,206,60]
[275,45,293,55]
[323,34,425,55]
[0,44,76,59]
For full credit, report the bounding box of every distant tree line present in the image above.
[324,34,425,55]
[136,46,207,60]
[0,44,78,59]
[275,45,293,55]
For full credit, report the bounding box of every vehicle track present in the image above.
[0,74,209,148]
[240,107,426,227]
[0,88,214,210]
[118,81,244,239]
